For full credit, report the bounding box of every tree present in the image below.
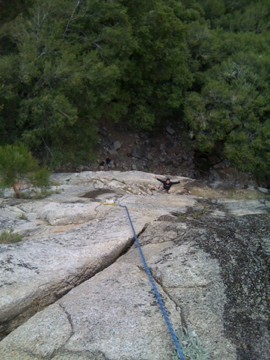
[1,0,269,180]
[0,144,50,197]
[0,54,21,145]
[0,0,133,165]
[0,0,32,23]
[213,1,270,33]
[0,0,193,166]
[182,1,270,179]
[184,44,270,179]
[119,0,192,129]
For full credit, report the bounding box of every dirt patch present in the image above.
[93,122,195,178]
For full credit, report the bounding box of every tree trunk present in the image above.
[12,183,21,198]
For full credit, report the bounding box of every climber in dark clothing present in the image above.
[154,176,180,193]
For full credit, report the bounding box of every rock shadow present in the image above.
[81,189,115,199]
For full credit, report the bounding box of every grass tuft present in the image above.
[0,230,23,244]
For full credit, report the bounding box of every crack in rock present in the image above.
[50,303,75,359]
[0,221,149,341]
[58,304,74,341]
[150,271,184,322]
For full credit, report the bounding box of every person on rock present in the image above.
[99,157,115,170]
[154,176,180,193]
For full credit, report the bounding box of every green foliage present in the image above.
[174,328,210,360]
[0,144,50,197]
[29,168,51,188]
[0,0,32,23]
[183,2,270,179]
[121,0,192,129]
[185,46,270,178]
[215,1,270,33]
[0,144,38,186]
[0,0,269,178]
[0,54,21,145]
[0,0,192,166]
[0,230,23,244]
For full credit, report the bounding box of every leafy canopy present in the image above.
[0,0,270,179]
[0,0,191,167]
[184,0,270,179]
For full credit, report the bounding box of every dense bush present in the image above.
[0,0,269,177]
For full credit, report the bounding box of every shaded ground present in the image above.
[82,189,115,198]
[75,122,196,178]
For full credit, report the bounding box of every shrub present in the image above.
[174,328,210,360]
[0,144,50,198]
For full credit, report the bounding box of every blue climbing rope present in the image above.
[119,204,186,360]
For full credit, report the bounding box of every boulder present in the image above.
[0,222,237,360]
[0,172,194,339]
[113,141,122,151]
[0,171,269,359]
[166,126,175,136]
[0,206,144,337]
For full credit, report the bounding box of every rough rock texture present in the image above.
[121,227,236,359]
[0,172,191,337]
[0,171,269,360]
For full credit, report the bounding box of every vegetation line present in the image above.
[0,0,269,181]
